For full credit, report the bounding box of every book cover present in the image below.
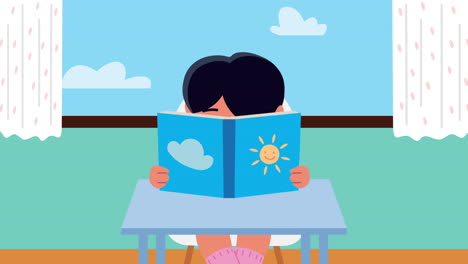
[158,111,301,198]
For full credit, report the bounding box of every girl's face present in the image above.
[184,96,284,117]
[185,96,235,117]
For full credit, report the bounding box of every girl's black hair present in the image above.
[183,52,285,116]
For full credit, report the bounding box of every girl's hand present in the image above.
[149,166,170,188]
[289,166,310,188]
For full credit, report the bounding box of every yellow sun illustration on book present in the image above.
[250,134,290,175]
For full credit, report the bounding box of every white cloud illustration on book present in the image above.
[168,139,214,170]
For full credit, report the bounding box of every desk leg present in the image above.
[301,234,310,264]
[319,234,329,264]
[156,234,166,264]
[138,235,148,264]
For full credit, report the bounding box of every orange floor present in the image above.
[1,249,467,264]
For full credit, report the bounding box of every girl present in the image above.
[150,52,310,264]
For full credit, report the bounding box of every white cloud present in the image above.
[63,62,151,89]
[271,7,327,36]
[168,139,214,170]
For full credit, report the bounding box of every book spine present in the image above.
[223,119,236,198]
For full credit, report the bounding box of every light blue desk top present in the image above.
[121,179,346,235]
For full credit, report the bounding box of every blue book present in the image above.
[158,111,301,198]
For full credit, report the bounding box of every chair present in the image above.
[169,234,301,264]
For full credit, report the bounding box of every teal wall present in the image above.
[0,129,467,249]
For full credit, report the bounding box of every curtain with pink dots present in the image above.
[393,0,468,140]
[0,0,62,141]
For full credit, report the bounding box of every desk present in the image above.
[121,179,346,264]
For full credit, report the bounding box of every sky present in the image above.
[63,0,393,116]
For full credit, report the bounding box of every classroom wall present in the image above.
[0,129,467,249]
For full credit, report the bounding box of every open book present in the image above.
[157,111,301,198]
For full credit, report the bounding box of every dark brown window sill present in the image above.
[62,116,393,128]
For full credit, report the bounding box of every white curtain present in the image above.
[393,0,468,140]
[0,0,62,141]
